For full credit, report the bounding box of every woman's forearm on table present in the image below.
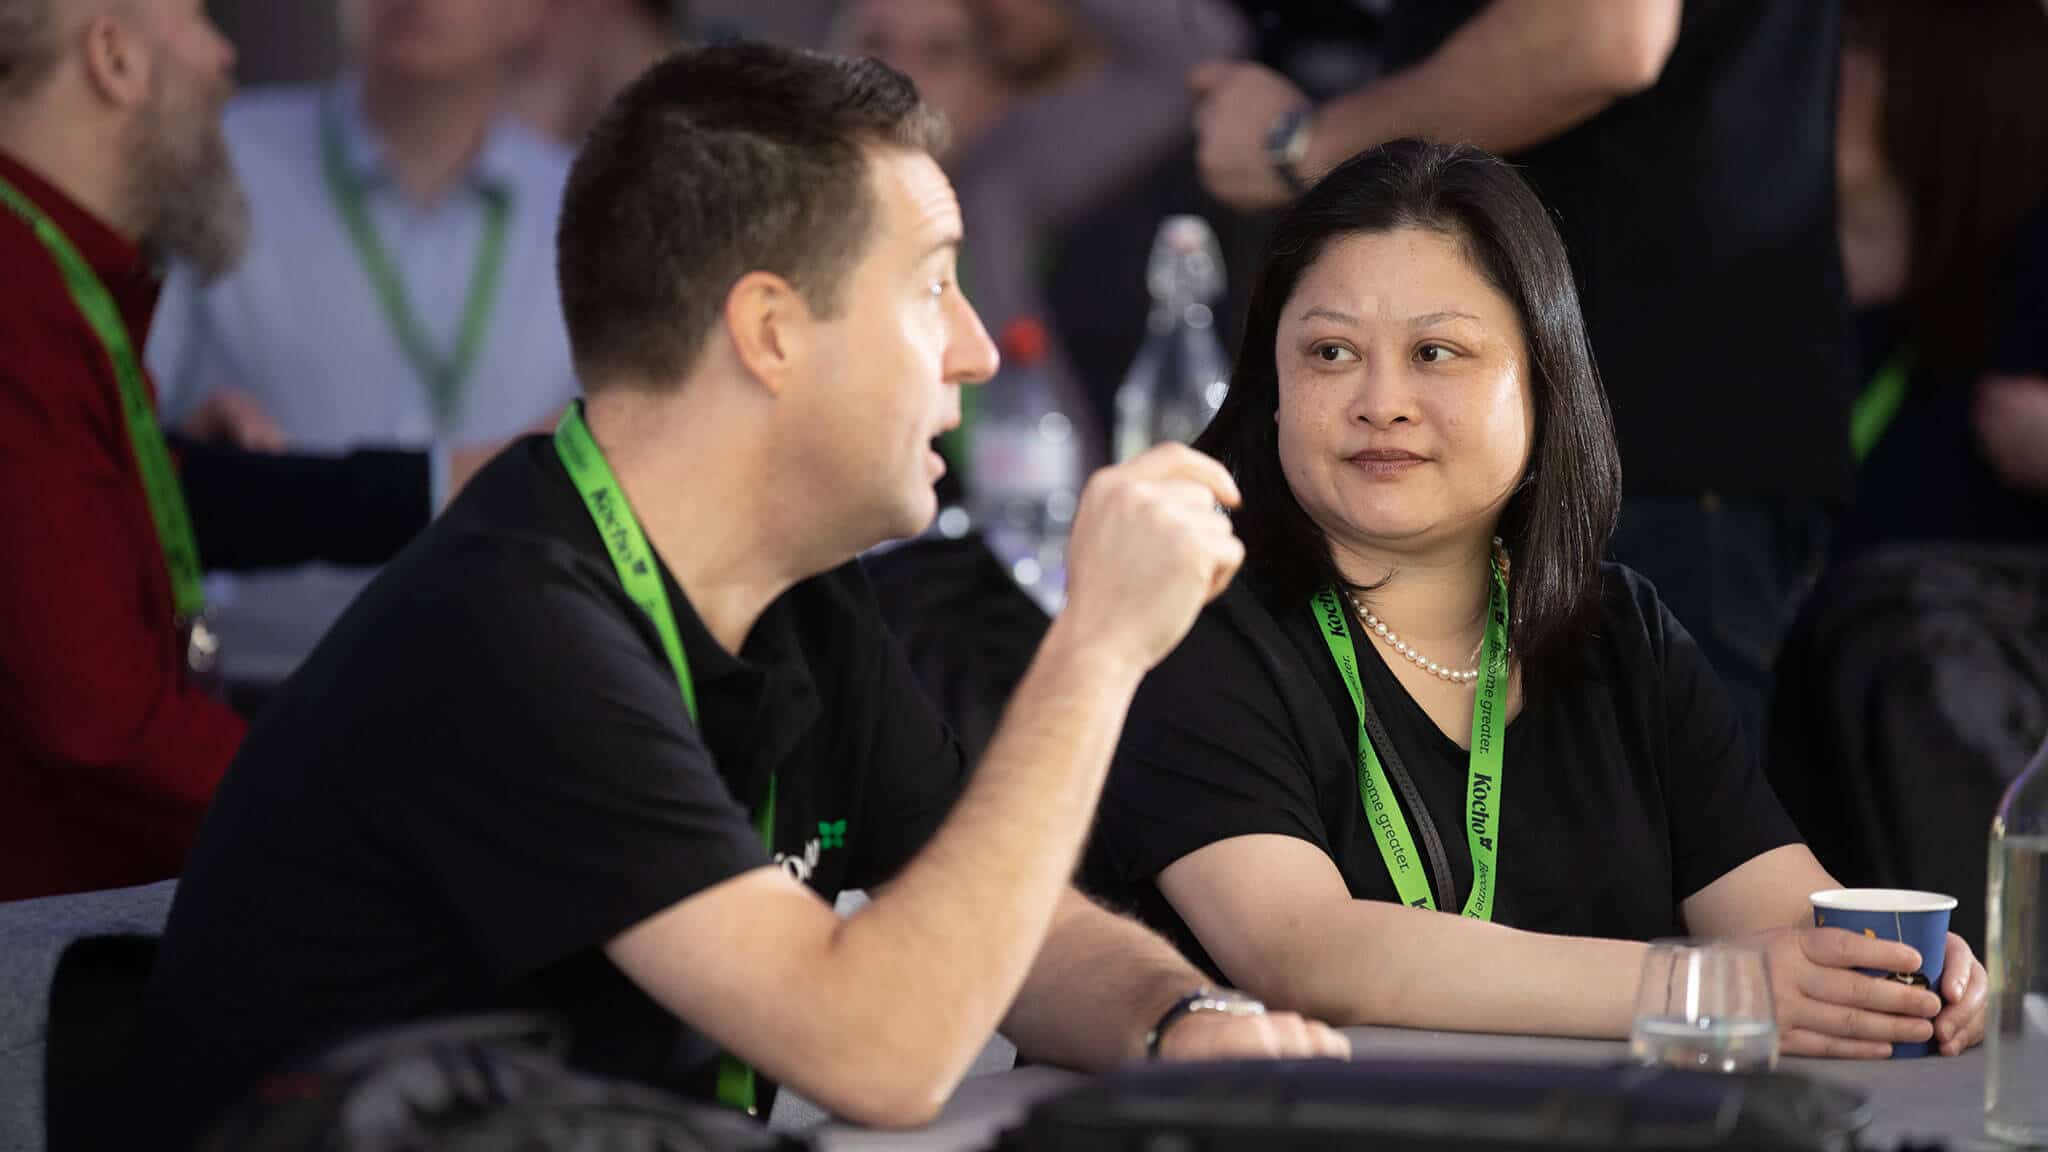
[1247,900,1647,1038]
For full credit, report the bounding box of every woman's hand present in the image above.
[1931,932,1989,1056]
[1749,926,1940,1059]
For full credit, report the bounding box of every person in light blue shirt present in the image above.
[148,0,573,688]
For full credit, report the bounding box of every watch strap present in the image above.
[1144,987,1268,1059]
[1265,103,1315,193]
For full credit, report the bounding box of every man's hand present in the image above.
[1059,442,1243,673]
[1931,932,1989,1056]
[1190,60,1311,212]
[1751,927,1940,1059]
[1156,1009,1351,1062]
[178,389,286,453]
[1974,373,2048,493]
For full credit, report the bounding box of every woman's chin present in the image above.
[1330,507,1437,545]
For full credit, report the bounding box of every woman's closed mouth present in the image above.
[1348,448,1430,475]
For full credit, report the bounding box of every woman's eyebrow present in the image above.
[1408,310,1483,327]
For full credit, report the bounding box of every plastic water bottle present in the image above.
[1113,215,1230,462]
[967,318,1081,613]
[1987,737,2048,1145]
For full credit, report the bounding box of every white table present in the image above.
[810,1027,2000,1151]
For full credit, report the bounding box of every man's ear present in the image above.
[723,271,813,396]
[79,10,154,111]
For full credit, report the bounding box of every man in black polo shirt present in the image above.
[137,42,1345,1145]
[1191,0,1849,762]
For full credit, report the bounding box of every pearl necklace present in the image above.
[1348,592,1483,684]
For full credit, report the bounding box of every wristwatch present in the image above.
[1145,986,1268,1059]
[1264,102,1317,193]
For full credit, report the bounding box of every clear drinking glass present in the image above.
[1987,737,2048,1145]
[1629,940,1779,1073]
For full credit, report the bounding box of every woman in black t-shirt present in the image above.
[1085,139,1988,1058]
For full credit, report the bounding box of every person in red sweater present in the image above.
[0,0,442,901]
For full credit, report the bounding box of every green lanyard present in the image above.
[1851,349,1911,463]
[0,175,206,620]
[321,93,509,431]
[1310,559,1510,920]
[553,402,775,1116]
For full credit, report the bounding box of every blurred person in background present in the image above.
[951,0,1242,376]
[840,0,1013,164]
[146,0,578,698]
[1832,0,2048,557]
[845,0,1243,466]
[0,0,438,900]
[1187,1,1849,767]
[511,0,677,145]
[1035,1,1390,443]
[1764,0,2048,947]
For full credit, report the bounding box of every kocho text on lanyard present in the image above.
[554,402,776,1116]
[0,176,209,629]
[1310,557,1510,920]
[321,92,509,431]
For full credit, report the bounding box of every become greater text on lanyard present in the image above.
[1309,558,1510,919]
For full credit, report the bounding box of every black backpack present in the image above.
[201,1015,794,1152]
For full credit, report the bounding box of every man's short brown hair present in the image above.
[556,41,947,389]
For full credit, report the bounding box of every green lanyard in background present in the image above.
[0,175,206,620]
[321,93,510,432]
[1310,558,1511,920]
[1851,349,1911,463]
[554,402,776,1116]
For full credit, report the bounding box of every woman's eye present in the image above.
[1314,343,1358,363]
[1416,343,1455,363]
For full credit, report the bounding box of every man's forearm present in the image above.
[1305,0,1679,173]
[829,620,1147,1089]
[1001,888,1207,1069]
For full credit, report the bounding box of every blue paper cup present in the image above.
[1809,888,1956,1058]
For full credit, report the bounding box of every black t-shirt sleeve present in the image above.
[1097,591,1330,893]
[389,535,773,984]
[1638,579,1803,899]
[828,563,971,891]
